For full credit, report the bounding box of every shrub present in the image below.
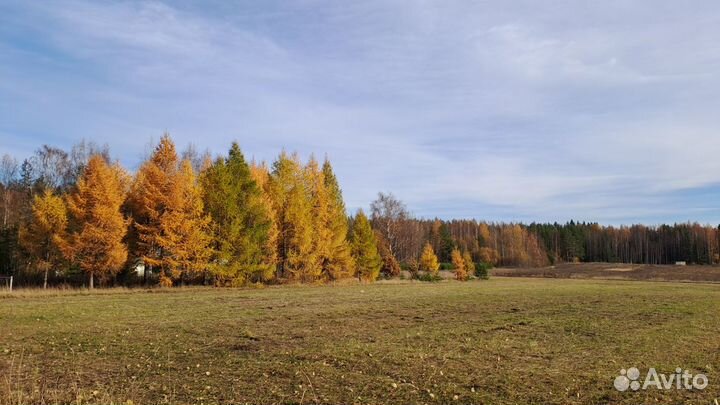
[417,272,443,282]
[475,262,492,280]
[439,262,454,270]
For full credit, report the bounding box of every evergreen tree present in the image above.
[419,242,440,275]
[451,248,467,281]
[19,190,67,288]
[64,156,128,288]
[438,223,456,262]
[350,209,381,281]
[201,143,275,285]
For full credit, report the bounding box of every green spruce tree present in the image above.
[200,142,275,285]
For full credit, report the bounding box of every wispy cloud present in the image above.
[2,0,720,224]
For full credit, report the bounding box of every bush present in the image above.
[475,262,492,280]
[439,262,454,270]
[417,272,443,282]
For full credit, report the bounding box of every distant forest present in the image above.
[1,135,718,288]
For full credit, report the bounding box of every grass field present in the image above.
[1,278,719,405]
[492,262,720,283]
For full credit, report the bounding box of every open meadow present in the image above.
[1,278,719,405]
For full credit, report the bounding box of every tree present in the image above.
[478,247,500,266]
[19,190,67,288]
[419,242,439,275]
[1,155,19,229]
[462,251,475,278]
[249,161,279,278]
[375,230,401,278]
[268,152,319,282]
[126,134,179,281]
[370,192,409,260]
[201,143,275,285]
[438,223,456,262]
[305,157,334,279]
[64,156,128,288]
[451,248,467,281]
[321,159,354,279]
[350,209,382,281]
[156,160,212,286]
[31,145,72,191]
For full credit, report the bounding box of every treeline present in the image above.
[528,221,720,265]
[1,136,718,289]
[0,135,473,288]
[396,219,720,267]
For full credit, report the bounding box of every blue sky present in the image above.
[2,1,720,225]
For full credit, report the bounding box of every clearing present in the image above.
[1,278,719,404]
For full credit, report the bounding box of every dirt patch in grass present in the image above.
[1,279,719,404]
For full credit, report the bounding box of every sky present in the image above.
[2,0,720,225]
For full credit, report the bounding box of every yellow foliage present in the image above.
[451,248,467,281]
[19,189,68,287]
[419,242,439,275]
[64,156,128,288]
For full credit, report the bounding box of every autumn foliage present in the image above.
[10,133,699,289]
[63,155,128,288]
[419,243,440,275]
[19,190,67,288]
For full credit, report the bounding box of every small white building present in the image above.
[675,261,687,266]
[133,260,146,277]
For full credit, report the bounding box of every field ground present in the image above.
[1,278,719,404]
[492,262,720,283]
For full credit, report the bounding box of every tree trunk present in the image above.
[43,269,48,289]
[89,272,94,289]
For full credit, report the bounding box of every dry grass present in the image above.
[1,278,719,404]
[493,262,720,283]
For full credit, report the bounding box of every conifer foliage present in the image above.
[19,190,67,288]
[63,155,128,289]
[127,135,212,286]
[269,152,319,282]
[419,242,440,275]
[350,209,382,281]
[451,248,468,281]
[462,251,475,278]
[1,132,593,289]
[201,143,275,285]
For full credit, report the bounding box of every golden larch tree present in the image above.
[156,160,212,286]
[126,134,179,279]
[64,155,128,289]
[249,161,279,279]
[321,159,355,279]
[19,189,68,289]
[419,242,440,275]
[268,152,320,282]
[350,209,382,282]
[451,248,467,281]
[462,251,475,277]
[305,157,333,277]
